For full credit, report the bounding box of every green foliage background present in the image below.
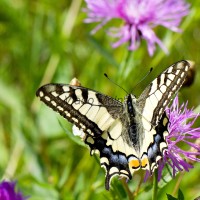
[0,0,200,199]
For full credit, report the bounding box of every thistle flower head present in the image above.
[72,93,200,183]
[151,96,200,180]
[84,0,189,56]
[0,180,27,200]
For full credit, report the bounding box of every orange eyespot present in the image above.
[129,159,140,169]
[141,157,149,168]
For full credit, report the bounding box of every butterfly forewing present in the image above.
[137,60,190,129]
[36,84,124,136]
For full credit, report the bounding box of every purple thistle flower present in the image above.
[146,96,200,181]
[84,0,189,56]
[0,180,28,200]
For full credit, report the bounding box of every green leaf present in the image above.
[166,189,185,200]
[166,194,177,200]
[59,120,86,147]
[178,189,184,200]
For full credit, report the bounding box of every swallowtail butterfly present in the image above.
[36,60,190,190]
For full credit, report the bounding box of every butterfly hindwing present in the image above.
[85,134,132,190]
[140,112,169,172]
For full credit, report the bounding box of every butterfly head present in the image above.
[124,94,137,116]
[124,94,137,104]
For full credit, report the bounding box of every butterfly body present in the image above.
[36,60,190,190]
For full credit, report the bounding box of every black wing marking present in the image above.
[137,60,190,128]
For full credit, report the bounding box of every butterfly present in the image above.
[36,60,190,190]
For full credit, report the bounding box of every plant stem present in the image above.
[121,178,134,200]
[118,50,133,81]
[152,169,158,200]
[172,172,184,195]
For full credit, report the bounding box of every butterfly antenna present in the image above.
[130,67,153,94]
[104,73,129,94]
